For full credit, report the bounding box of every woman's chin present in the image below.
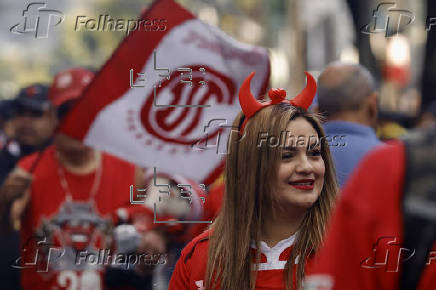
[280,198,317,211]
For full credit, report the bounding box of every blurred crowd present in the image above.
[0,67,218,290]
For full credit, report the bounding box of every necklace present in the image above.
[56,150,103,203]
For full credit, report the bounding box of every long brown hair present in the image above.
[205,103,338,290]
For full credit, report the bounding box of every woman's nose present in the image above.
[295,155,313,174]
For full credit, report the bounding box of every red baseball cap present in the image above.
[49,68,94,107]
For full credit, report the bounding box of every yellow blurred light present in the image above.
[238,18,263,44]
[339,47,359,63]
[270,48,289,88]
[198,6,219,27]
[386,35,410,66]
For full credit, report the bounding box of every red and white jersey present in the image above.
[17,145,135,290]
[169,229,309,289]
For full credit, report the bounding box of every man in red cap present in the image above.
[0,68,168,290]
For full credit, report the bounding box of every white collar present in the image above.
[250,231,298,251]
[251,232,299,270]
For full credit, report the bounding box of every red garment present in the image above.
[169,229,308,290]
[17,145,135,290]
[306,142,436,289]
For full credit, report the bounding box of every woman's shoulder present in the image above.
[170,229,213,289]
[180,229,211,263]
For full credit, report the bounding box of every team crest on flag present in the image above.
[60,0,270,184]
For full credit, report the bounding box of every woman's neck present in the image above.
[260,207,306,248]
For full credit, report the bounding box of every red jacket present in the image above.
[306,142,436,289]
[169,229,310,289]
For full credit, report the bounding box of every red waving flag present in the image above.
[60,0,270,185]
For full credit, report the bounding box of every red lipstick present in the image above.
[289,179,314,190]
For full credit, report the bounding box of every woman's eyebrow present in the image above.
[283,146,297,151]
[308,142,321,150]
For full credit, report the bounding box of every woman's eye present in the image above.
[281,152,294,159]
[308,149,321,157]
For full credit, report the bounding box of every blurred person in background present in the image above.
[113,169,208,289]
[0,68,169,290]
[316,61,381,188]
[305,118,436,290]
[0,98,21,290]
[0,99,14,144]
[0,85,56,187]
[0,85,56,290]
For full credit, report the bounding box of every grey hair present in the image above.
[317,64,376,117]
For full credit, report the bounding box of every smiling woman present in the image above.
[276,117,326,210]
[169,72,338,290]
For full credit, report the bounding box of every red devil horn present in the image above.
[239,72,263,118]
[290,72,317,110]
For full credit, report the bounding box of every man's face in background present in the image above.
[12,104,57,147]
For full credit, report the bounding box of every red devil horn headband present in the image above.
[238,71,317,132]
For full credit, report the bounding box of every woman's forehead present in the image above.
[280,118,319,148]
[285,117,318,137]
